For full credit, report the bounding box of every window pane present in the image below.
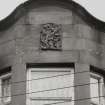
[90,74,103,105]
[90,77,99,103]
[27,68,74,105]
[31,72,74,98]
[2,77,11,103]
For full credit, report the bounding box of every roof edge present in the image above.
[0,0,105,32]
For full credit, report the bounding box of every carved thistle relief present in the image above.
[40,23,62,50]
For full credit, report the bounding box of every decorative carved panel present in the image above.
[40,23,62,50]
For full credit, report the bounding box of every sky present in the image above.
[0,0,105,22]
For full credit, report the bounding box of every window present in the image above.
[0,73,11,105]
[27,67,74,105]
[90,73,105,105]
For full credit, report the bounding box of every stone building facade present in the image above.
[0,0,105,105]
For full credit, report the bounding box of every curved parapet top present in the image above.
[0,0,105,32]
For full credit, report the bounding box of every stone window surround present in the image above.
[26,63,74,105]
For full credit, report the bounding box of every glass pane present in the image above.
[28,68,74,105]
[31,72,74,98]
[2,77,11,103]
[90,77,99,104]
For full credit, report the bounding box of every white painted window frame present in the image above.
[0,73,11,105]
[90,72,105,105]
[27,67,74,105]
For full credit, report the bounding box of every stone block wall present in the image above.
[0,4,105,105]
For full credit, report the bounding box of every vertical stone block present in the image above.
[74,63,90,105]
[11,63,26,105]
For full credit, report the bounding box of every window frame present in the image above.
[26,66,74,105]
[90,72,104,105]
[0,72,11,105]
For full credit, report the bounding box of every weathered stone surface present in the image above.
[22,50,79,63]
[62,38,86,50]
[74,63,90,105]
[0,4,104,105]
[0,40,16,56]
[28,6,72,25]
[15,35,39,54]
[12,63,26,105]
